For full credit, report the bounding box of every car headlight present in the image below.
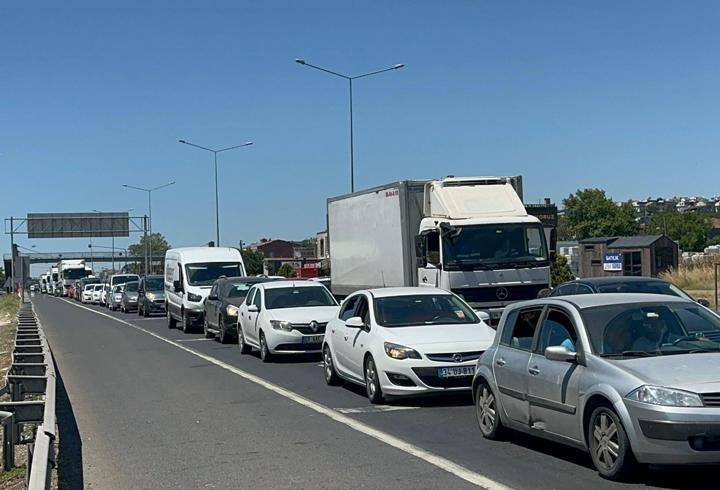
[146,292,156,300]
[384,342,421,360]
[114,294,122,300]
[627,385,703,407]
[270,320,293,331]
[226,305,239,317]
[187,292,202,302]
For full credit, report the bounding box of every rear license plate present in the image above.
[438,366,475,378]
[302,334,324,344]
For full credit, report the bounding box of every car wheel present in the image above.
[167,310,177,329]
[203,317,214,339]
[364,356,384,404]
[475,382,505,440]
[218,316,229,344]
[259,332,272,363]
[181,311,192,333]
[322,345,341,386]
[238,326,252,354]
[588,406,635,480]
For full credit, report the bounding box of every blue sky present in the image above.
[3,1,720,273]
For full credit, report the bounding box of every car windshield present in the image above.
[94,285,103,291]
[265,286,337,309]
[583,302,720,358]
[594,281,692,299]
[374,294,480,327]
[144,277,164,291]
[227,282,254,299]
[442,223,548,270]
[112,275,138,286]
[84,285,94,291]
[113,285,124,293]
[185,262,243,286]
[125,282,139,292]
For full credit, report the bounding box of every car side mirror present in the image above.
[208,294,218,301]
[345,316,365,329]
[545,345,577,363]
[475,310,491,324]
[247,304,259,313]
[537,288,551,298]
[173,280,183,293]
[697,298,711,308]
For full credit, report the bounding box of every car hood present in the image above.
[382,322,496,352]
[612,353,720,393]
[124,293,139,299]
[267,306,339,323]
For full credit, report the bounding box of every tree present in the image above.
[242,249,265,276]
[649,212,711,251]
[277,263,296,278]
[127,233,171,274]
[551,254,575,286]
[562,189,638,240]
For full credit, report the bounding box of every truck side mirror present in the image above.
[549,250,557,261]
[414,235,427,268]
[173,280,183,293]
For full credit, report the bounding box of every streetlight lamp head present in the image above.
[245,141,254,146]
[394,64,405,69]
[178,139,187,143]
[295,58,306,65]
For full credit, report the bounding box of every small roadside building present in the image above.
[579,235,678,278]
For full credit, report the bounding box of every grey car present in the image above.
[138,275,166,317]
[120,281,140,313]
[473,293,720,480]
[109,284,125,311]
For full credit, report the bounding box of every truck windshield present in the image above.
[64,268,89,280]
[185,262,243,286]
[52,273,58,281]
[442,224,548,269]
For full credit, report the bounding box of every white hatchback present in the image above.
[237,281,340,362]
[323,287,496,403]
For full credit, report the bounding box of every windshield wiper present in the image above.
[602,350,656,358]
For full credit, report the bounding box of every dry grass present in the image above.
[660,261,719,309]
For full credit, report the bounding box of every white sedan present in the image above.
[323,287,496,403]
[91,284,104,304]
[237,281,340,362]
[81,284,96,303]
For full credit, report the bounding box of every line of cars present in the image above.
[76,245,720,480]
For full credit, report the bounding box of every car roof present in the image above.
[572,276,668,285]
[519,293,692,310]
[216,276,274,284]
[364,287,452,298]
[260,280,325,290]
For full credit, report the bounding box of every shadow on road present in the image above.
[55,361,84,490]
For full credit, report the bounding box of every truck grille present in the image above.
[452,284,546,304]
[701,393,720,407]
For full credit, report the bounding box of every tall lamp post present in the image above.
[178,140,253,246]
[295,58,404,192]
[121,183,174,273]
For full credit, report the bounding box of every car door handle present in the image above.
[495,359,506,367]
[528,366,540,375]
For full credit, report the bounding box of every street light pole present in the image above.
[295,59,404,193]
[122,183,174,273]
[178,140,253,246]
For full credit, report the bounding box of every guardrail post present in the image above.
[0,411,15,471]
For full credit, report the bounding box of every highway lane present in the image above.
[36,295,718,489]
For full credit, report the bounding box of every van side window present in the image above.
[501,307,543,351]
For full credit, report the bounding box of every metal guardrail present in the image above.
[1,298,56,489]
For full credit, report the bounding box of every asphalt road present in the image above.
[33,295,718,489]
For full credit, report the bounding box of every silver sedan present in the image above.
[472,293,720,480]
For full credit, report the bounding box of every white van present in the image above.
[165,247,246,332]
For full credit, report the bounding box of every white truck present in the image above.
[40,273,49,294]
[49,266,60,296]
[58,259,91,296]
[327,176,552,322]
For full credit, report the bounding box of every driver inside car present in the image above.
[631,314,666,352]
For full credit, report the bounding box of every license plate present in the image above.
[437,366,475,378]
[302,334,324,344]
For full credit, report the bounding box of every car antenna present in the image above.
[381,271,386,288]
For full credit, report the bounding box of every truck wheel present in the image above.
[181,311,192,333]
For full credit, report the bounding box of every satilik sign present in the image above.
[603,252,623,272]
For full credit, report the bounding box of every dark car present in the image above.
[137,275,166,317]
[120,281,140,313]
[203,277,277,343]
[547,276,711,307]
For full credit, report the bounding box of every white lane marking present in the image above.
[176,338,213,342]
[335,405,421,414]
[59,299,510,490]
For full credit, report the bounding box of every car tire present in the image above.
[238,327,252,354]
[259,332,272,363]
[588,406,635,480]
[181,311,192,333]
[475,382,506,440]
[218,316,230,344]
[203,317,214,339]
[322,345,341,386]
[364,356,384,404]
[167,310,177,329]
